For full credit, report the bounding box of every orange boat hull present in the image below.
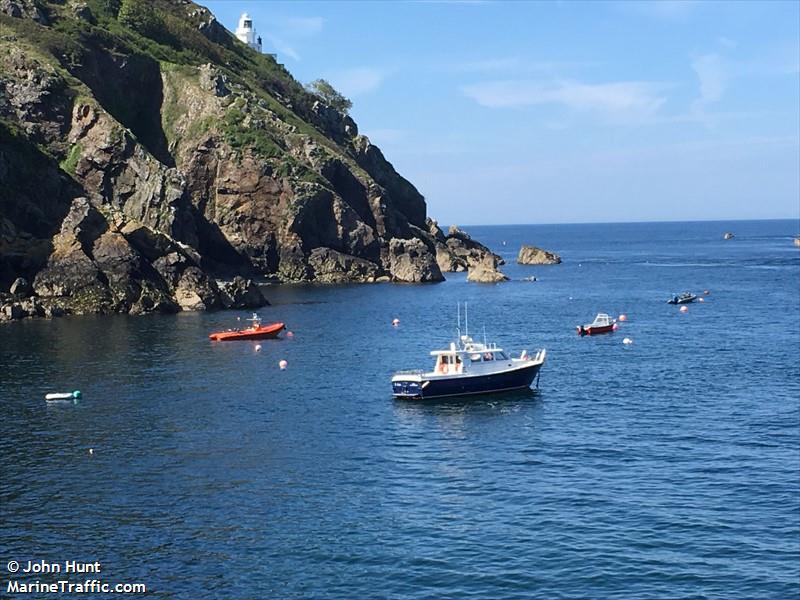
[209,322,285,341]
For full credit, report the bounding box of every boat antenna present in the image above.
[457,302,461,339]
[465,302,469,336]
[483,325,487,347]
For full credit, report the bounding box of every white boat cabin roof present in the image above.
[591,313,613,326]
[430,338,506,357]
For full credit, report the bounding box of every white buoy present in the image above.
[286,331,294,338]
[680,305,689,313]
[255,344,262,352]
[392,318,400,327]
[618,314,628,322]
[88,448,94,455]
[623,337,633,345]
[698,297,705,303]
[279,360,288,370]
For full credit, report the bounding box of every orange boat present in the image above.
[209,314,285,341]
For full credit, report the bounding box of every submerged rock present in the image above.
[517,245,561,265]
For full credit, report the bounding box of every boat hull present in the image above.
[577,324,615,336]
[667,295,697,304]
[209,322,285,341]
[392,361,543,400]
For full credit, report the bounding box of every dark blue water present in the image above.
[2,220,799,599]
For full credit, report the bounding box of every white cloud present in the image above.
[461,79,667,118]
[260,15,323,61]
[282,16,324,36]
[263,35,300,61]
[691,53,727,112]
[328,67,387,97]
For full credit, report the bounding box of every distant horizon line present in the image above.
[445,216,800,228]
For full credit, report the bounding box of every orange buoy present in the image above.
[286,331,294,338]
[618,314,627,322]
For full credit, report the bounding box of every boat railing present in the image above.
[394,369,425,376]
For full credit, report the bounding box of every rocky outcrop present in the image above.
[387,238,443,283]
[1,0,47,24]
[9,276,29,296]
[467,256,509,283]
[173,266,219,311]
[218,276,268,308]
[307,247,380,283]
[517,245,561,265]
[434,224,503,273]
[0,0,495,323]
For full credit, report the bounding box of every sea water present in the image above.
[1,220,798,598]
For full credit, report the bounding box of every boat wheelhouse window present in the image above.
[496,351,508,360]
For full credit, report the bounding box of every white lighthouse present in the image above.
[235,13,262,52]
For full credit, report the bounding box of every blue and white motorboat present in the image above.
[391,308,546,399]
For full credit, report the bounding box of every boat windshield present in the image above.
[469,350,508,362]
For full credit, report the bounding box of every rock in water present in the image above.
[307,248,380,283]
[387,238,444,283]
[467,256,509,283]
[433,224,503,273]
[517,245,561,265]
[218,276,269,309]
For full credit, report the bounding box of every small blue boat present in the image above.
[391,306,546,400]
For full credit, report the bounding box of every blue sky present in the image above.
[204,1,799,225]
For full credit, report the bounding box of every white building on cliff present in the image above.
[235,13,262,52]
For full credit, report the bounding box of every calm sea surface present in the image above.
[1,220,799,599]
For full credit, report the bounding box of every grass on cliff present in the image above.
[3,2,351,157]
[59,143,82,176]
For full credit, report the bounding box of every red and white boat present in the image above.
[209,313,285,341]
[577,313,616,336]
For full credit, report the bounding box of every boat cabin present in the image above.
[590,313,613,328]
[428,339,513,376]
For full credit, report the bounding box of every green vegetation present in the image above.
[305,79,352,114]
[60,143,83,176]
[117,0,163,38]
[220,109,282,158]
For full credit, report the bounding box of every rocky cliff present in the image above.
[0,0,496,321]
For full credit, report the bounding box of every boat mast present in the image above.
[457,302,461,339]
[465,302,469,336]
